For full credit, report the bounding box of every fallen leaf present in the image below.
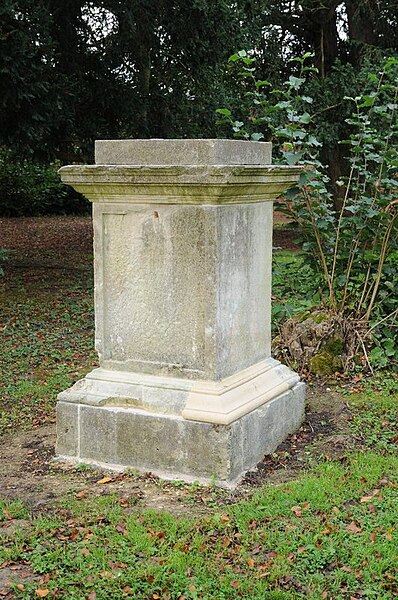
[231,581,240,589]
[81,548,90,557]
[16,584,25,591]
[76,490,88,499]
[115,523,127,534]
[291,506,302,517]
[36,590,50,598]
[87,592,96,600]
[345,522,362,534]
[247,558,255,568]
[360,489,380,503]
[96,477,113,485]
[220,514,230,523]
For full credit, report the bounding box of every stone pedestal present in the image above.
[56,139,305,485]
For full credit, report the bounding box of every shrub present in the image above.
[217,53,398,372]
[0,148,89,217]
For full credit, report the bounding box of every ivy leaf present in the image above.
[215,108,232,117]
[288,76,305,89]
[298,112,311,124]
[255,80,271,88]
[251,132,264,141]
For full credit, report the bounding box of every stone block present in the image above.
[56,402,79,457]
[95,139,272,166]
[55,382,305,484]
[79,406,118,464]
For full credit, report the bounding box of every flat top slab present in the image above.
[95,139,272,166]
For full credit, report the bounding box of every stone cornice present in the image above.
[59,164,302,204]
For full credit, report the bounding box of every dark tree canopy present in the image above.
[0,0,259,159]
[0,0,396,160]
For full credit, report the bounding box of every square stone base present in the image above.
[56,382,305,486]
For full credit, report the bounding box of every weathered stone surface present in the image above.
[91,202,272,380]
[56,139,305,485]
[56,382,305,484]
[55,402,79,457]
[95,139,272,166]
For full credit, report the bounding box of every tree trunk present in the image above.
[300,0,340,78]
[48,0,83,75]
[345,0,378,65]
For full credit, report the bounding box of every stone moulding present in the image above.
[58,164,302,204]
[57,358,299,425]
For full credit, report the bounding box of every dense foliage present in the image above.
[218,53,398,372]
[0,148,88,217]
[0,0,260,161]
[0,1,397,162]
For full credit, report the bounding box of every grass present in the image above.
[0,244,397,598]
[0,270,96,432]
[1,447,397,598]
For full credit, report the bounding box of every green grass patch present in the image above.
[0,272,96,431]
[1,448,397,599]
[1,240,397,599]
[349,392,398,454]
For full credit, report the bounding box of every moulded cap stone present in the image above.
[95,139,272,166]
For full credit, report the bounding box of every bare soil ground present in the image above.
[0,216,354,514]
[0,387,357,512]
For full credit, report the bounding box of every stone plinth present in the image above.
[56,139,305,485]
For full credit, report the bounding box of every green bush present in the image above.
[0,148,89,217]
[217,53,398,372]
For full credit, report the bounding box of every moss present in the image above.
[312,311,330,324]
[322,336,344,355]
[296,310,330,325]
[309,352,343,376]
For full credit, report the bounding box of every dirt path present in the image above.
[0,216,93,252]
